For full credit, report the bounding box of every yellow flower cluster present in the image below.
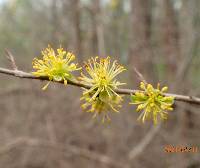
[130,82,174,124]
[79,57,126,122]
[32,46,175,124]
[32,46,81,90]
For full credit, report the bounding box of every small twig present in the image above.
[133,67,147,83]
[0,67,200,105]
[5,49,18,70]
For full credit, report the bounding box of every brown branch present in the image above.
[0,67,200,105]
[0,137,127,168]
[5,49,18,70]
[133,67,147,83]
[128,124,161,160]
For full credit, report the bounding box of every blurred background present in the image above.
[0,0,200,167]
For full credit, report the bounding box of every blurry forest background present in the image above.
[0,0,200,168]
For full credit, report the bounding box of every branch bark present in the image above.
[0,67,200,105]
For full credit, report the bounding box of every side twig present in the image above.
[5,49,18,70]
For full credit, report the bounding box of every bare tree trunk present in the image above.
[176,0,196,82]
[50,0,59,47]
[156,0,180,81]
[129,0,156,83]
[92,0,106,57]
[71,0,82,62]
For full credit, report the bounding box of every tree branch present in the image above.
[0,136,127,168]
[0,67,200,105]
[128,124,161,160]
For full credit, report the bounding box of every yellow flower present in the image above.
[130,82,174,124]
[79,56,126,122]
[32,45,81,90]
